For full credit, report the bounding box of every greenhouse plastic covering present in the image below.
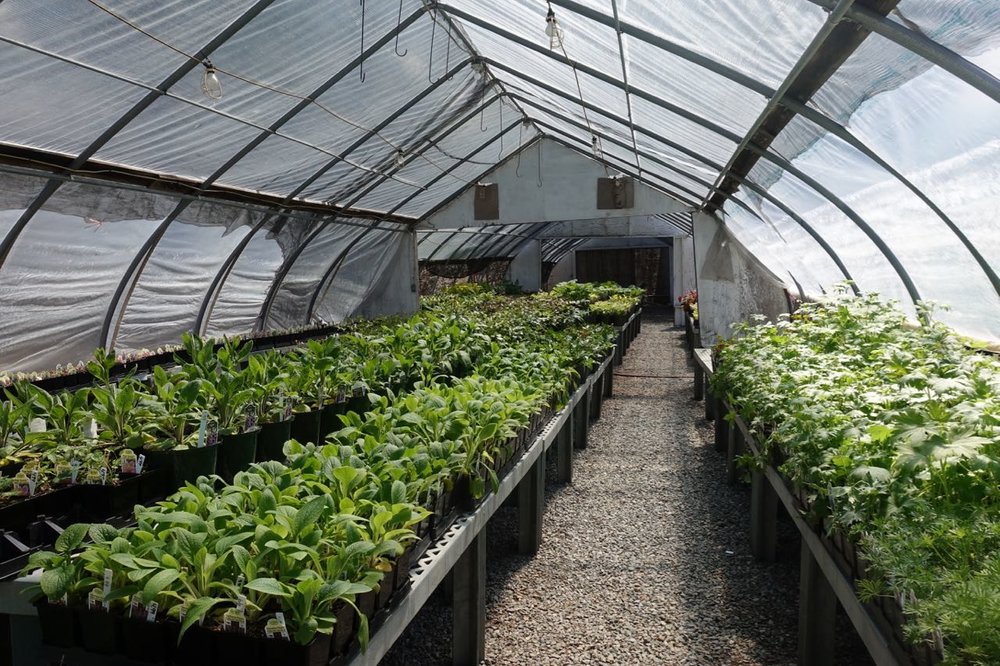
[1,0,999,371]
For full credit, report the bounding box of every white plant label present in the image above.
[235,574,245,590]
[27,469,38,496]
[283,396,293,421]
[28,418,46,433]
[206,418,219,447]
[136,453,145,474]
[236,594,246,613]
[178,602,187,623]
[99,467,108,486]
[244,404,257,432]
[146,601,158,623]
[266,612,290,640]
[70,460,81,484]
[276,611,289,639]
[87,589,103,610]
[102,569,112,610]
[86,419,98,440]
[130,597,142,618]
[197,411,208,448]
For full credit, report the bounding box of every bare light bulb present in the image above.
[201,60,223,100]
[545,8,564,49]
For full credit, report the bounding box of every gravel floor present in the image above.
[382,313,873,665]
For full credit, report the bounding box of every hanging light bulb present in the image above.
[545,7,564,50]
[591,135,603,160]
[394,149,406,169]
[200,59,223,100]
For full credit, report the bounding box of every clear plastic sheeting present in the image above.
[114,202,262,350]
[313,228,401,323]
[0,177,170,371]
[3,0,1000,364]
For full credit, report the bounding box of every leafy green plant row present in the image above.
[25,285,621,658]
[712,290,1000,665]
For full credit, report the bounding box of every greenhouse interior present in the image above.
[0,0,998,664]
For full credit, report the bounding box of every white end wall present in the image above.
[693,212,790,346]
[672,237,696,326]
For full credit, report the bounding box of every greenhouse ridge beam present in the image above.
[805,0,1000,105]
[0,0,278,274]
[705,0,899,214]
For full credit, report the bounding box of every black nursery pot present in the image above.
[121,616,177,664]
[319,401,348,440]
[76,473,143,521]
[255,419,293,462]
[0,487,75,533]
[289,410,322,446]
[263,634,332,666]
[77,607,120,654]
[35,600,77,648]
[330,601,356,657]
[217,429,259,482]
[452,474,476,513]
[144,446,218,489]
[212,629,263,666]
[172,624,215,666]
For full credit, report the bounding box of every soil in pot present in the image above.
[255,419,292,462]
[263,633,332,666]
[289,410,321,446]
[217,429,259,483]
[35,600,77,648]
[77,607,120,654]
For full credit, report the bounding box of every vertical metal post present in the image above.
[750,469,778,562]
[715,408,729,453]
[573,391,590,449]
[556,416,573,483]
[726,423,742,484]
[799,539,837,666]
[517,451,545,555]
[452,531,487,666]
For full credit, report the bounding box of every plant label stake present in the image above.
[27,469,38,496]
[102,569,112,610]
[266,612,290,640]
[86,419,98,440]
[99,467,108,486]
[145,601,158,623]
[29,418,46,433]
[206,419,219,447]
[236,594,246,614]
[197,412,208,448]
[136,454,145,474]
[283,396,293,422]
[130,597,142,618]
[244,404,257,432]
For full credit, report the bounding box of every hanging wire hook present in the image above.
[394,0,408,56]
[427,9,439,83]
[359,0,367,82]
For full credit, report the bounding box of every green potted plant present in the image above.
[205,369,257,482]
[247,352,293,463]
[142,367,216,488]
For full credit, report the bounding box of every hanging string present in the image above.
[359,0,367,82]
[394,0,408,56]
[427,8,438,83]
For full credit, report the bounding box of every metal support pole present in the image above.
[556,416,573,483]
[715,409,729,453]
[452,530,486,666]
[726,424,742,485]
[517,451,545,555]
[693,364,705,401]
[750,468,778,562]
[799,539,837,666]
[573,392,590,450]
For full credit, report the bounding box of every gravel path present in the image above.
[382,313,872,665]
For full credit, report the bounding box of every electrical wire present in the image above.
[82,0,480,187]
